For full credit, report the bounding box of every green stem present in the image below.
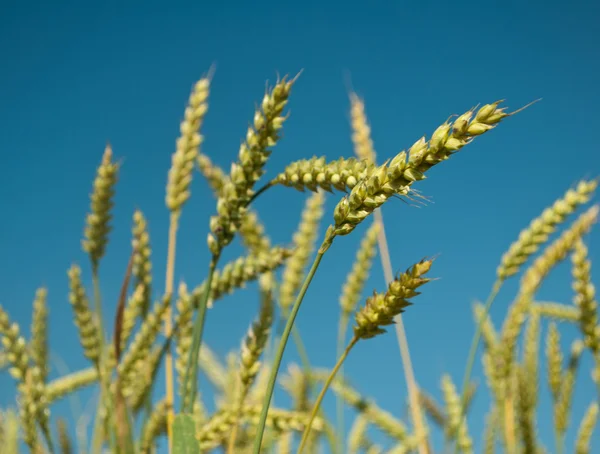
[90,269,115,454]
[454,279,502,454]
[252,241,329,453]
[248,180,275,205]
[298,336,358,454]
[181,255,219,413]
[335,312,349,454]
[275,309,340,454]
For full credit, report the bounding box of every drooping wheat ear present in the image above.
[132,210,152,314]
[197,152,229,197]
[208,75,296,254]
[120,283,145,353]
[472,302,498,350]
[571,239,600,355]
[30,287,48,382]
[354,258,433,340]
[546,323,563,400]
[166,73,211,213]
[497,179,597,280]
[349,93,377,163]
[189,247,293,308]
[330,101,513,239]
[441,375,473,454]
[82,144,119,270]
[140,399,168,453]
[498,205,599,381]
[575,402,599,454]
[516,366,537,454]
[535,302,580,323]
[228,294,275,451]
[67,265,101,366]
[555,340,584,441]
[279,191,325,312]
[0,305,30,383]
[46,367,98,403]
[340,221,380,316]
[118,295,169,378]
[273,156,373,193]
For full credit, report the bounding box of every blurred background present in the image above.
[1,0,599,452]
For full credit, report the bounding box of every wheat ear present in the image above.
[164,70,212,442]
[298,259,434,453]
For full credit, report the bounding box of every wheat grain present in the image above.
[354,259,433,340]
[274,156,373,193]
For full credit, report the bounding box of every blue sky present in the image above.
[1,0,599,452]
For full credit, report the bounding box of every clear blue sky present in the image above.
[1,0,599,452]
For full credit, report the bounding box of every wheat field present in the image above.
[0,63,598,454]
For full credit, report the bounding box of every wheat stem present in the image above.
[90,271,116,454]
[164,212,179,446]
[455,279,502,454]
[252,240,329,453]
[182,255,219,413]
[299,336,359,454]
[335,311,350,453]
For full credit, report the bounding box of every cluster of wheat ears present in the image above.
[1,70,599,454]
